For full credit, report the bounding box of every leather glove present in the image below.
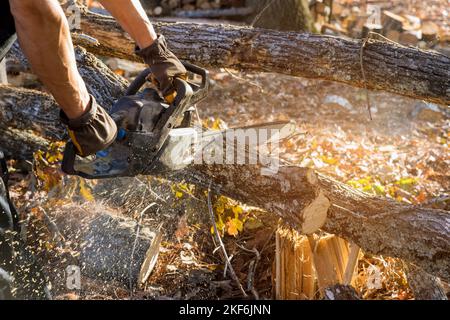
[60,95,117,157]
[135,34,187,102]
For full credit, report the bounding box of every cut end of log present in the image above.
[138,230,163,287]
[300,190,330,234]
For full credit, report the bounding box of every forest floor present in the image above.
[7,67,449,300]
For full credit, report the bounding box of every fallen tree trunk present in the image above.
[1,47,449,283]
[1,82,449,282]
[75,8,450,105]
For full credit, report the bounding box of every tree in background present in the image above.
[246,0,315,32]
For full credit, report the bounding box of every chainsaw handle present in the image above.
[125,61,209,103]
[125,68,152,96]
[183,61,209,105]
[61,142,77,175]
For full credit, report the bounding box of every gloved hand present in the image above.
[60,95,117,157]
[135,34,187,102]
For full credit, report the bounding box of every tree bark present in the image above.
[74,8,450,105]
[404,263,448,300]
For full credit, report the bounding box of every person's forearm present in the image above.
[9,0,90,119]
[98,0,157,49]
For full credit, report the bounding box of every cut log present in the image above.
[421,21,440,43]
[274,226,316,300]
[308,234,351,294]
[318,174,449,283]
[74,8,450,105]
[1,45,449,284]
[382,10,406,34]
[343,243,360,285]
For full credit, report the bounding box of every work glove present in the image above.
[60,95,117,157]
[135,34,187,103]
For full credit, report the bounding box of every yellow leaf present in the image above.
[227,217,244,237]
[79,179,94,202]
[347,180,359,188]
[215,202,225,214]
[175,191,183,199]
[321,155,338,165]
[396,178,417,187]
[227,221,238,237]
[373,184,385,195]
[232,205,243,216]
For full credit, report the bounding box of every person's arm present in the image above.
[9,0,89,119]
[9,0,117,157]
[97,0,157,49]
[98,0,186,100]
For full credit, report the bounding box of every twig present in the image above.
[224,68,264,92]
[207,181,247,297]
[359,31,406,121]
[250,0,277,27]
[236,243,261,300]
[134,177,166,203]
[359,36,373,121]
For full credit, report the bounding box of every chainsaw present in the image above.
[61,62,296,179]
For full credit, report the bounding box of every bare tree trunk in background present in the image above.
[246,0,315,32]
[140,0,159,11]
